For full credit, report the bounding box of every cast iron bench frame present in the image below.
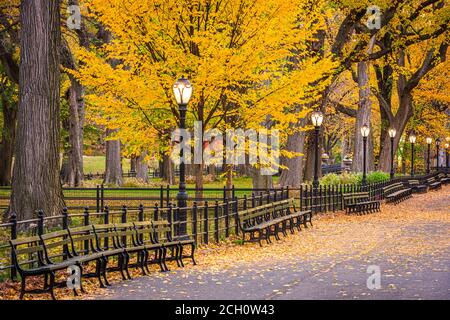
[426,177,442,191]
[10,220,196,300]
[237,199,312,246]
[383,183,412,204]
[407,179,428,194]
[342,192,380,214]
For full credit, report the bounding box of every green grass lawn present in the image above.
[83,156,131,174]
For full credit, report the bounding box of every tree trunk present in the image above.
[136,152,148,183]
[225,164,233,200]
[194,163,204,199]
[352,60,375,173]
[378,92,413,172]
[130,155,137,174]
[0,96,17,186]
[161,153,174,184]
[303,129,322,182]
[104,129,123,186]
[9,0,64,220]
[279,126,306,187]
[62,78,84,186]
[249,166,273,189]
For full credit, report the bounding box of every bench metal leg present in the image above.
[101,257,111,286]
[49,272,56,300]
[190,244,197,265]
[19,275,26,300]
[178,245,185,268]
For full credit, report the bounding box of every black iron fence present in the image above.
[0,171,447,280]
[0,189,288,280]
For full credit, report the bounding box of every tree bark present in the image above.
[352,60,375,173]
[161,153,174,184]
[303,129,323,182]
[136,152,148,183]
[9,0,64,220]
[0,95,16,186]
[62,78,84,186]
[104,129,123,186]
[279,125,306,187]
[249,166,273,189]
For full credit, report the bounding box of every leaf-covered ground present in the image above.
[1,185,449,300]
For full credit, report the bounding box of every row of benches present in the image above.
[11,220,195,300]
[8,173,448,299]
[237,199,312,246]
[341,173,449,214]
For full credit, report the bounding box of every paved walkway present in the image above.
[94,186,450,300]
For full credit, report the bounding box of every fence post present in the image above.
[96,185,100,213]
[214,201,219,243]
[243,195,248,210]
[192,202,198,244]
[100,184,105,211]
[166,185,170,207]
[62,208,69,260]
[223,186,227,203]
[167,203,173,240]
[153,203,159,221]
[83,207,90,254]
[233,196,239,235]
[286,186,289,200]
[160,186,164,208]
[203,201,209,244]
[252,193,255,208]
[300,185,303,211]
[121,205,127,245]
[37,210,45,236]
[224,198,229,238]
[10,213,17,280]
[137,204,143,221]
[232,185,235,200]
[103,206,109,249]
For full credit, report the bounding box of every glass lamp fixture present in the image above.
[310,110,324,127]
[388,128,397,138]
[360,124,370,138]
[173,76,193,106]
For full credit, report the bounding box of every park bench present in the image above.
[342,192,380,214]
[436,173,450,185]
[10,220,195,300]
[383,182,412,204]
[407,179,428,194]
[237,199,312,246]
[426,177,442,191]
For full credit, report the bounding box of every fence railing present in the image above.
[0,171,447,280]
[0,189,289,280]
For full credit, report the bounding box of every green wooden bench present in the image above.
[436,173,450,185]
[426,177,442,191]
[383,182,412,204]
[342,192,380,214]
[10,220,195,300]
[407,179,428,194]
[237,199,312,246]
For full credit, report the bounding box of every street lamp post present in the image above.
[388,128,397,179]
[426,137,432,174]
[409,131,416,177]
[436,138,441,171]
[310,110,324,189]
[173,76,193,237]
[360,124,370,186]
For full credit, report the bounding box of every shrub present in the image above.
[319,172,360,186]
[319,171,389,186]
[366,171,390,184]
